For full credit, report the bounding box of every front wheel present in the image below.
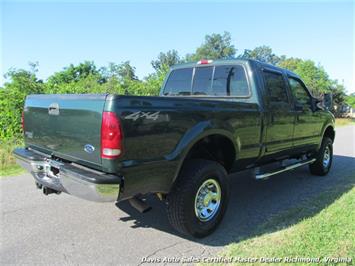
[309,137,333,176]
[166,159,230,238]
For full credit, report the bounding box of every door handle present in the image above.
[48,103,60,115]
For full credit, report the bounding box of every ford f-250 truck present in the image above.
[14,59,335,237]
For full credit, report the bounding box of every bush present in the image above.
[0,138,23,171]
[0,67,44,141]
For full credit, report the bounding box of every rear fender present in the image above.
[166,120,239,184]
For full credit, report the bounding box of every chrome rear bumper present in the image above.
[13,148,121,202]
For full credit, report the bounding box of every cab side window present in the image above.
[263,71,289,104]
[288,77,312,110]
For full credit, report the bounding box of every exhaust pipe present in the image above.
[43,187,60,195]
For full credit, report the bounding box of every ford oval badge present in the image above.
[84,144,95,154]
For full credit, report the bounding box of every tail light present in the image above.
[101,111,123,159]
[21,111,25,131]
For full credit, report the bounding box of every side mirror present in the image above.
[323,93,333,110]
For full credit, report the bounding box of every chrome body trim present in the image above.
[255,158,316,180]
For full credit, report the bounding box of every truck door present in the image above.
[262,69,295,154]
[287,76,323,149]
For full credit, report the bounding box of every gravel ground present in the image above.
[1,125,354,265]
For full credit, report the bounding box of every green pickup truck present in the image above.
[14,59,335,237]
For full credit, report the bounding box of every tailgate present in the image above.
[24,94,107,167]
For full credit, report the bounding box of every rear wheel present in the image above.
[309,137,333,176]
[166,159,230,238]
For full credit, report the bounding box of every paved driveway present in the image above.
[1,125,354,265]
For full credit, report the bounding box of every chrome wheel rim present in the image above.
[194,179,221,222]
[323,146,331,168]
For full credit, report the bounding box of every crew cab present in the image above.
[14,59,335,237]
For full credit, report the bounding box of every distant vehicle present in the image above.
[336,104,355,118]
[14,59,335,237]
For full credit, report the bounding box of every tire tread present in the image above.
[166,159,227,236]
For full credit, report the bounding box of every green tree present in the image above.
[117,61,137,81]
[99,62,122,80]
[142,64,169,96]
[276,57,303,70]
[278,57,347,110]
[345,93,355,108]
[151,50,181,72]
[186,31,236,61]
[278,58,332,97]
[1,64,44,140]
[239,45,283,65]
[330,82,347,111]
[47,61,103,86]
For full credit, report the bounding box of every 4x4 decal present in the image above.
[124,111,160,121]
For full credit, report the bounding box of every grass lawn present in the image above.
[0,164,24,178]
[335,118,355,127]
[0,139,25,178]
[221,180,354,265]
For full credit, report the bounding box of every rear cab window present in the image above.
[192,67,213,95]
[163,64,250,98]
[164,68,193,96]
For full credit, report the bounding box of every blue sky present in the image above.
[1,0,354,92]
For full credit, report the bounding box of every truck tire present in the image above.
[309,137,333,176]
[166,159,230,238]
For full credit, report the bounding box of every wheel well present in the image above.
[324,126,335,142]
[184,135,236,173]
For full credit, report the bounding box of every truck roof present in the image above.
[170,58,300,79]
